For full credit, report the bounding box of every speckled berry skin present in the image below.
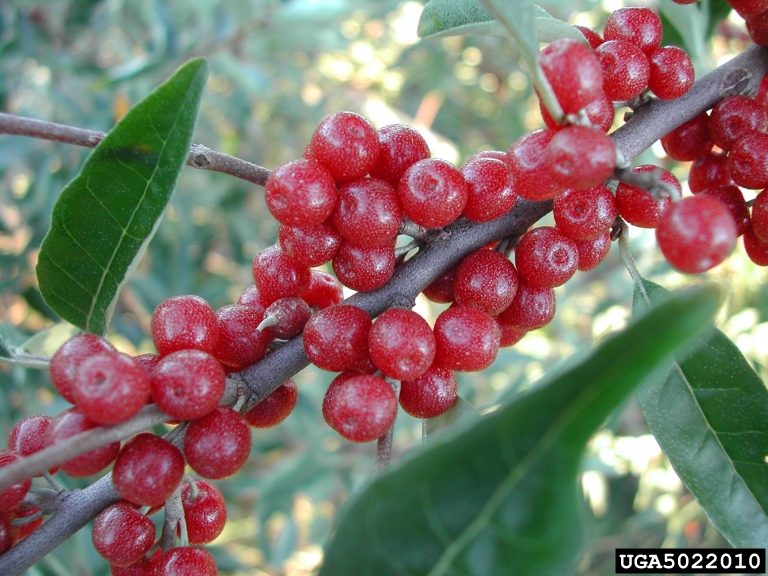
[453,249,519,316]
[150,350,226,421]
[181,480,227,544]
[538,38,604,116]
[753,189,768,242]
[460,157,517,222]
[575,233,612,271]
[302,270,344,309]
[399,367,457,419]
[151,295,219,357]
[709,95,768,151]
[184,407,252,479]
[423,266,457,304]
[303,305,371,372]
[0,451,31,512]
[265,158,337,227]
[648,46,694,100]
[368,308,436,381]
[112,433,185,507]
[332,241,395,292]
[540,94,614,133]
[515,227,579,287]
[244,379,298,428]
[615,165,678,228]
[43,408,120,477]
[553,185,617,241]
[604,7,662,55]
[661,112,713,161]
[506,129,564,201]
[596,39,650,102]
[252,245,311,305]
[433,307,501,372]
[688,152,731,193]
[497,281,556,331]
[546,126,616,190]
[322,374,397,443]
[213,304,272,370]
[309,111,380,182]
[369,123,431,186]
[49,333,116,403]
[92,503,156,567]
[728,132,768,189]
[155,547,218,576]
[262,297,311,340]
[744,226,768,265]
[333,178,403,245]
[699,185,751,237]
[9,415,52,460]
[278,223,342,267]
[398,158,468,228]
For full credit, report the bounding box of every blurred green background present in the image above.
[1,0,767,574]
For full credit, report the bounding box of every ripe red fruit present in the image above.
[744,226,768,265]
[278,223,342,267]
[709,95,768,151]
[497,281,556,331]
[575,232,613,271]
[460,157,517,222]
[265,159,337,227]
[399,158,468,228]
[236,285,270,315]
[596,39,651,102]
[11,505,44,542]
[453,249,519,315]
[497,322,527,347]
[252,245,311,305]
[656,195,737,273]
[422,266,457,304]
[688,152,731,193]
[575,25,604,50]
[92,503,155,566]
[729,0,768,16]
[109,552,162,576]
[752,189,768,242]
[604,7,662,55]
[0,514,12,555]
[43,408,120,477]
[0,450,31,512]
[506,129,564,201]
[698,185,751,237]
[546,126,616,190]
[333,178,402,245]
[369,124,431,186]
[309,111,380,182]
[181,480,227,545]
[728,132,768,189]
[72,352,150,425]
[260,297,311,340]
[538,38,604,116]
[49,333,116,403]
[332,240,395,292]
[615,165,678,228]
[648,46,694,100]
[150,350,226,420]
[322,374,397,442]
[303,305,371,372]
[213,304,272,371]
[244,379,298,428]
[155,547,217,576]
[660,112,713,161]
[112,433,185,507]
[553,185,617,241]
[433,307,501,372]
[134,353,161,377]
[399,367,457,419]
[184,407,252,479]
[540,93,615,133]
[515,227,579,287]
[301,270,344,309]
[151,295,219,357]
[9,415,53,461]
[368,308,436,381]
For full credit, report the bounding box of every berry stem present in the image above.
[41,471,63,493]
[0,353,51,370]
[613,166,682,201]
[374,379,400,475]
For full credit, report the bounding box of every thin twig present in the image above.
[375,379,401,475]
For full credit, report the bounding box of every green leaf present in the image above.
[36,58,208,335]
[319,286,720,576]
[417,0,584,43]
[423,396,480,442]
[633,278,768,548]
[658,0,709,70]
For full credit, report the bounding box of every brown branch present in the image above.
[2,44,768,576]
[0,113,271,186]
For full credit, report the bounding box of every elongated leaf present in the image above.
[423,396,480,442]
[36,58,208,335]
[319,286,720,576]
[658,0,709,70]
[633,278,768,548]
[417,0,584,43]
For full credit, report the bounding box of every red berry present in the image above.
[150,350,226,420]
[515,227,579,287]
[260,297,311,340]
[278,223,342,267]
[0,450,31,512]
[399,367,457,419]
[553,185,617,241]
[744,225,768,265]
[236,285,269,315]
[422,266,457,304]
[301,270,344,309]
[333,178,402,245]
[453,249,519,315]
[43,408,120,477]
[252,245,311,305]
[699,185,751,237]
[615,165,678,228]
[729,0,768,16]
[112,433,185,507]
[497,281,556,331]
[213,304,272,371]
[538,38,604,116]
[688,152,731,193]
[575,232,613,271]
[506,129,565,201]
[303,305,371,372]
[368,308,436,381]
[752,189,768,242]
[50,333,116,403]
[244,379,298,428]
[709,95,768,151]
[155,547,217,576]
[322,374,397,442]
[460,157,517,222]
[134,353,161,377]
[575,25,604,50]
[265,159,337,227]
[72,352,150,425]
[332,241,395,292]
[656,195,737,273]
[540,93,615,132]
[0,514,12,555]
[648,46,694,100]
[398,158,468,228]
[9,415,52,461]
[10,505,44,542]
[596,39,650,102]
[92,503,155,566]
[661,112,713,161]
[497,322,527,347]
[151,295,219,357]
[109,552,162,576]
[180,480,227,545]
[546,126,616,189]
[309,111,380,182]
[728,132,768,189]
[184,407,252,479]
[369,124,431,186]
[433,307,501,372]
[746,9,768,46]
[604,7,662,55]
